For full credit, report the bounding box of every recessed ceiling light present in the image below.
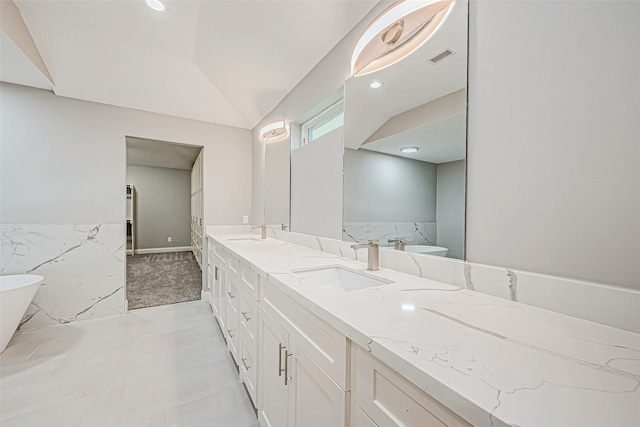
[400,146,419,154]
[369,81,382,89]
[145,0,165,12]
[401,303,416,312]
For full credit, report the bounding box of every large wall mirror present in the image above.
[264,137,291,228]
[342,0,468,260]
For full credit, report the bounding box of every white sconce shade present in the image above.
[145,0,165,12]
[260,121,289,143]
[351,0,454,76]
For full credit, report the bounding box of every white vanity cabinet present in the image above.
[351,345,470,427]
[258,307,347,427]
[208,236,472,427]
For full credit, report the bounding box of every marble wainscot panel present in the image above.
[343,221,437,246]
[209,232,640,427]
[255,229,640,334]
[1,225,26,275]
[18,224,126,329]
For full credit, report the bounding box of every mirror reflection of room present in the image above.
[342,0,467,259]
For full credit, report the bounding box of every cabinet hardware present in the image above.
[241,311,251,322]
[227,329,234,338]
[284,350,293,385]
[278,343,286,377]
[215,267,219,281]
[241,357,250,371]
[227,291,235,299]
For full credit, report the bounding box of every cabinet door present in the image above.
[258,307,289,427]
[239,328,257,407]
[215,267,226,332]
[287,339,347,427]
[225,296,239,363]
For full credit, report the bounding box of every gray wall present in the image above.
[344,148,437,222]
[436,160,465,259]
[290,128,343,239]
[126,165,191,249]
[466,0,640,289]
[0,83,252,225]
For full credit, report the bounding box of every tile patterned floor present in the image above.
[0,301,258,427]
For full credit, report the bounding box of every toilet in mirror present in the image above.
[342,0,467,260]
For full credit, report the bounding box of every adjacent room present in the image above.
[125,137,204,310]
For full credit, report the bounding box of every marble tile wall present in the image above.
[1,224,126,330]
[342,221,437,246]
[264,228,640,334]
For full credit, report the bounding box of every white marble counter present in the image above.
[208,233,640,427]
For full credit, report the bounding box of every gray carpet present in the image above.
[126,251,202,310]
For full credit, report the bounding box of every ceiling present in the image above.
[5,0,378,129]
[126,136,202,170]
[343,0,468,156]
[362,112,466,163]
[0,30,52,90]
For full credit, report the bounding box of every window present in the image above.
[301,101,344,145]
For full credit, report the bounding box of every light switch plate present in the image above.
[242,216,249,224]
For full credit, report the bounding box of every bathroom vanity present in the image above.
[206,230,639,427]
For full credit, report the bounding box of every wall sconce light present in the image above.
[351,0,454,76]
[260,121,289,143]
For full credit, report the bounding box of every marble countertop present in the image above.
[208,233,640,427]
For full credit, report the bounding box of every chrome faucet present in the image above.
[388,237,409,251]
[252,224,267,239]
[350,239,380,271]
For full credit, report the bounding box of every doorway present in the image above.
[125,136,204,310]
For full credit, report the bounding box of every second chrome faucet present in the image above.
[350,239,380,271]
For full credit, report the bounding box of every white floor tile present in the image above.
[0,301,258,427]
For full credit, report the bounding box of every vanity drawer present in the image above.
[227,253,240,281]
[226,277,239,312]
[239,261,260,301]
[238,287,258,346]
[352,344,470,427]
[212,241,226,265]
[239,328,257,406]
[261,280,348,390]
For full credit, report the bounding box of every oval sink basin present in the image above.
[292,265,392,292]
[228,237,262,241]
[405,245,448,256]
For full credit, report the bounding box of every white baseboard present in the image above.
[134,246,193,255]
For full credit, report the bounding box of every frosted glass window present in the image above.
[302,101,344,145]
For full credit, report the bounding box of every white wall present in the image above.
[343,148,437,222]
[467,0,640,289]
[0,83,252,226]
[290,128,344,239]
[436,160,465,259]
[126,165,191,249]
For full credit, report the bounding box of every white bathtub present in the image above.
[405,245,448,256]
[0,275,44,352]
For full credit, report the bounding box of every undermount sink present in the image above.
[228,237,262,241]
[292,265,392,292]
[404,245,448,256]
